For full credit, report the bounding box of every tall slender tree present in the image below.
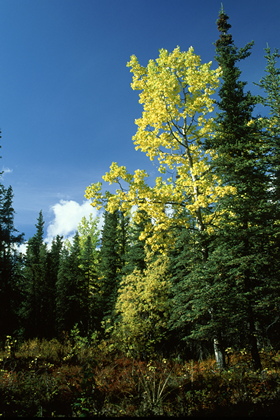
[205,8,272,370]
[21,211,48,338]
[44,235,64,338]
[98,210,128,326]
[77,215,101,334]
[255,47,280,348]
[85,43,233,366]
[0,184,24,338]
[168,218,214,360]
[56,232,88,335]
[257,47,280,204]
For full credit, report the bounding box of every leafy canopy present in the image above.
[85,47,235,251]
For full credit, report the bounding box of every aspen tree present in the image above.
[85,47,234,252]
[113,250,171,358]
[85,45,234,366]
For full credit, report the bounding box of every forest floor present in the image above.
[0,337,279,417]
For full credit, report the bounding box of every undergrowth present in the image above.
[0,335,279,417]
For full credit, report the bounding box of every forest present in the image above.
[0,9,280,417]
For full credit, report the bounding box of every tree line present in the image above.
[0,10,280,370]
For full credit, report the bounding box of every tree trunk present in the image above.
[248,311,262,371]
[213,336,226,369]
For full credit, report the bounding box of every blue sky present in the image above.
[0,0,279,244]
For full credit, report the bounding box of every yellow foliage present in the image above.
[85,46,236,252]
[113,252,171,356]
[127,46,221,163]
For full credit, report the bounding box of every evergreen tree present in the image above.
[255,47,280,348]
[168,9,279,370]
[204,8,273,370]
[21,211,48,338]
[77,215,100,334]
[168,222,211,360]
[80,235,100,334]
[56,232,88,336]
[0,184,24,338]
[44,235,64,338]
[257,47,280,204]
[98,210,128,325]
[0,186,24,250]
[122,210,150,276]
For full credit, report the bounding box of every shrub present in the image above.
[0,369,58,417]
[17,337,71,363]
[0,339,279,417]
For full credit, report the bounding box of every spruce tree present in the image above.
[21,211,48,338]
[0,184,24,338]
[0,137,24,339]
[77,214,100,333]
[44,235,64,338]
[98,210,128,325]
[56,232,88,336]
[255,47,280,348]
[122,210,150,276]
[257,47,280,204]
[79,235,100,334]
[168,223,212,360]
[1,186,24,250]
[206,8,271,370]
[169,9,277,370]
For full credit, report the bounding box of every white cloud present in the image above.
[17,242,28,255]
[15,200,103,254]
[46,200,100,244]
